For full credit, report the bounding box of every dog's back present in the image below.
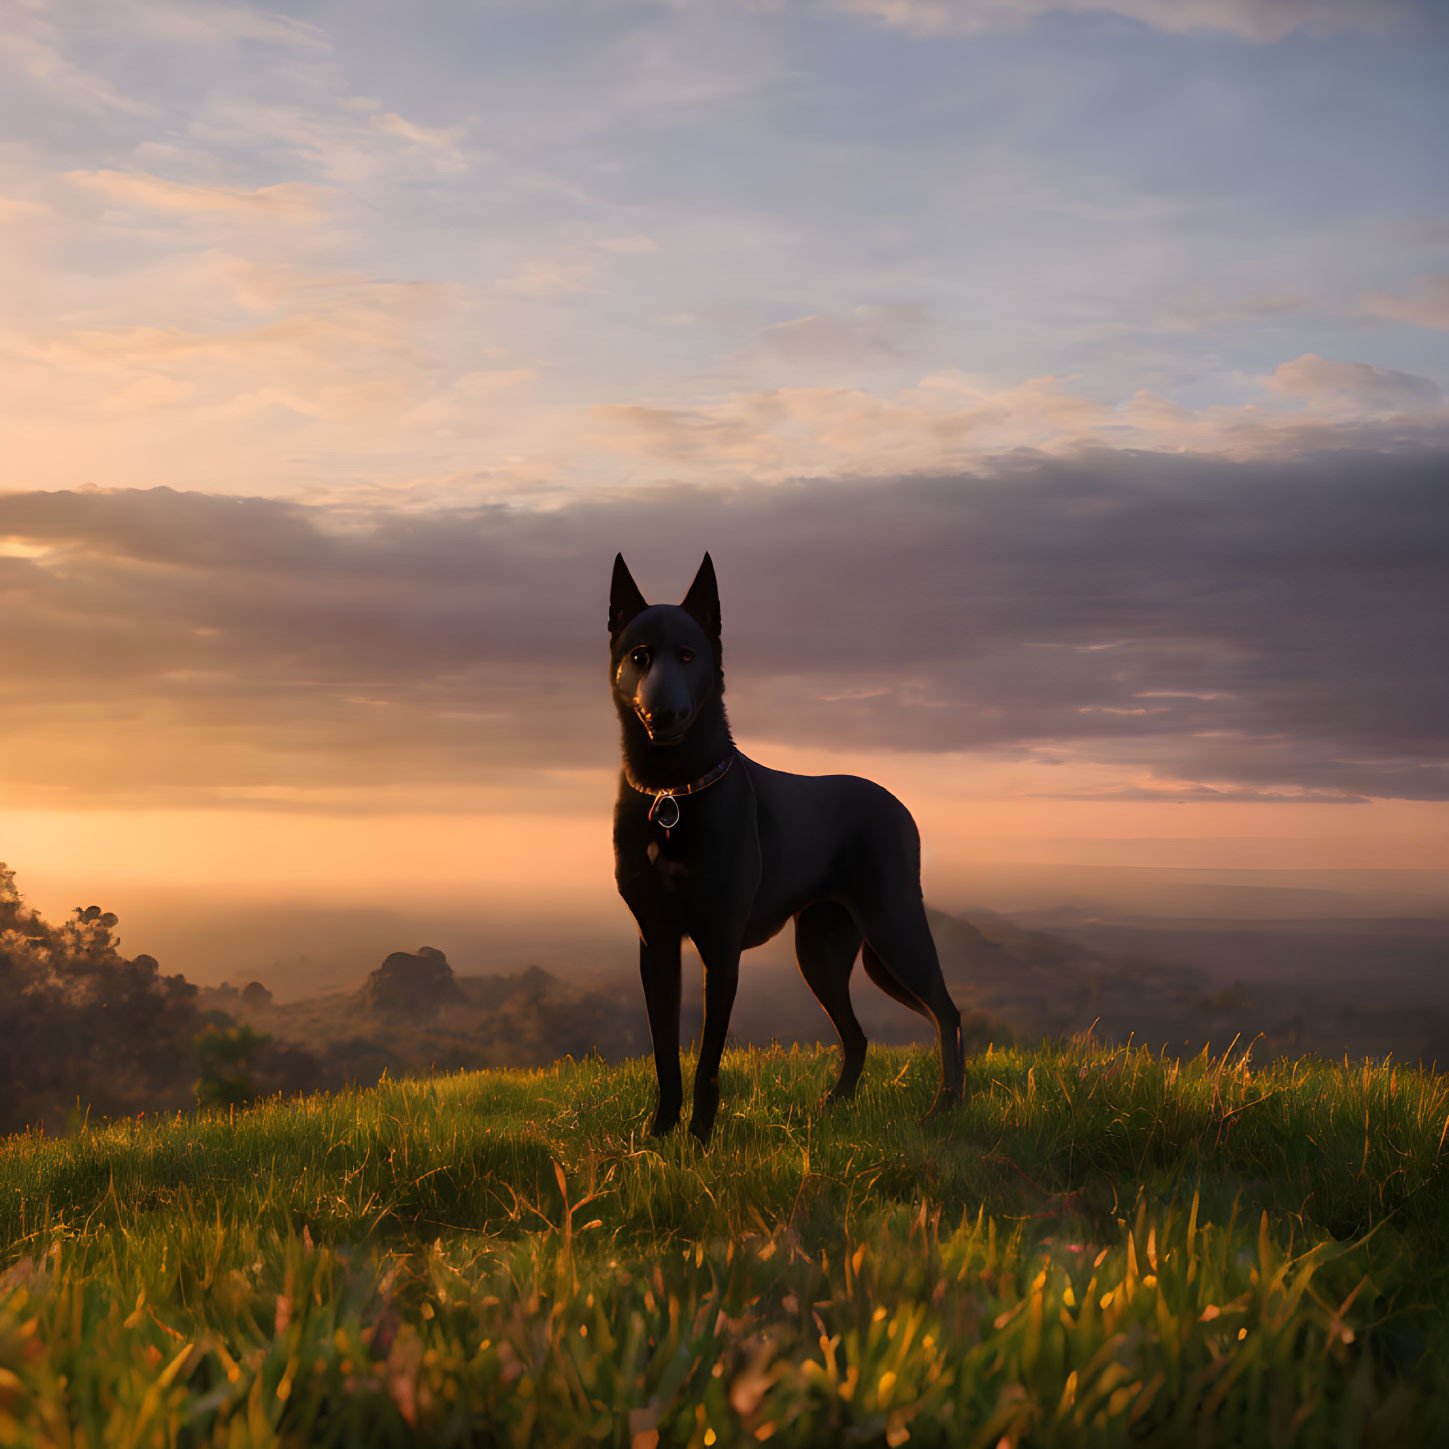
[739,759,924,946]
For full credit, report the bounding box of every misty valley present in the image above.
[4,861,1446,1139]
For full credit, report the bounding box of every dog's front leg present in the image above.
[639,934,683,1135]
[690,945,740,1145]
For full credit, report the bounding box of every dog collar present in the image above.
[623,750,735,833]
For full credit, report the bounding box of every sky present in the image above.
[1,0,1446,938]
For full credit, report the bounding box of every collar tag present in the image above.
[650,794,682,830]
[626,749,735,837]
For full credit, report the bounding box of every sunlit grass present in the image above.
[2,1040,1447,1445]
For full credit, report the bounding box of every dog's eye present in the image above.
[630,647,650,668]
[679,649,694,664]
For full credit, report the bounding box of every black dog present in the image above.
[610,553,964,1144]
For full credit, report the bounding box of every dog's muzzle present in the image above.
[635,703,690,743]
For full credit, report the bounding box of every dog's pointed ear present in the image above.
[609,553,649,641]
[680,552,721,640]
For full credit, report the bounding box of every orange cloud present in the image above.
[1264,354,1441,414]
[0,194,49,223]
[67,169,330,218]
[591,362,1449,480]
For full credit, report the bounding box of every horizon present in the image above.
[7,855,1447,1003]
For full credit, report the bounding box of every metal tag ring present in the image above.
[651,794,681,830]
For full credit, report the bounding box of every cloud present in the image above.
[2,262,465,434]
[406,369,539,427]
[1150,287,1310,334]
[190,94,475,187]
[0,20,155,116]
[759,305,931,368]
[1034,785,1374,805]
[837,0,1419,40]
[0,195,49,223]
[1358,276,1449,331]
[67,170,330,218]
[365,106,471,175]
[125,0,328,51]
[1265,354,1442,415]
[592,372,1104,474]
[371,111,465,149]
[500,258,599,299]
[0,449,1443,809]
[591,363,1449,479]
[0,0,326,123]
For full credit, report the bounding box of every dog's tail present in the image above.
[861,943,929,1018]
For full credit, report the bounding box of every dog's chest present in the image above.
[617,821,731,905]
[614,770,761,917]
[643,837,693,889]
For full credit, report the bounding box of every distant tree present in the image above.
[0,863,203,1133]
[194,1024,269,1110]
[360,946,465,1016]
[241,980,274,1009]
[0,863,44,937]
[193,1021,323,1110]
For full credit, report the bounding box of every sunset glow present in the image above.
[1,0,1445,955]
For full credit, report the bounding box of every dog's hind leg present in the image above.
[855,904,964,1119]
[639,935,683,1135]
[794,901,868,1102]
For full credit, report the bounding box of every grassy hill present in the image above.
[3,1040,1448,1446]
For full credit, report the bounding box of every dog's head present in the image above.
[609,553,721,746]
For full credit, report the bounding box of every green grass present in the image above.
[2,1039,1448,1446]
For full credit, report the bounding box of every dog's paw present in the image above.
[687,1114,716,1146]
[648,1111,681,1137]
